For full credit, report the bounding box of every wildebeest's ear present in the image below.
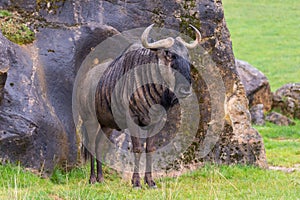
[157,49,176,92]
[157,49,173,65]
[160,49,173,61]
[165,50,174,62]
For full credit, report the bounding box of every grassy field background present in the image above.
[1,0,300,199]
[223,0,300,90]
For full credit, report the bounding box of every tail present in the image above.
[79,123,92,163]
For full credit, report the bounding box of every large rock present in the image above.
[0,32,69,173]
[272,83,300,119]
[266,112,295,126]
[0,0,267,175]
[236,59,272,112]
[250,104,265,126]
[0,25,118,174]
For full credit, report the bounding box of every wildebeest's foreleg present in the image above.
[131,135,142,188]
[144,135,157,188]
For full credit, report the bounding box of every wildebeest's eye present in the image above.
[172,54,178,59]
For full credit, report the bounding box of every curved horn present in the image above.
[141,24,175,49]
[176,25,201,49]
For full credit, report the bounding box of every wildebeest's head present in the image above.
[141,24,201,99]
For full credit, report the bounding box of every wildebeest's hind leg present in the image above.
[89,152,97,184]
[131,135,143,188]
[144,135,157,188]
[80,124,98,184]
[95,127,113,183]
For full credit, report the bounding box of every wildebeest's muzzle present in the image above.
[172,55,192,99]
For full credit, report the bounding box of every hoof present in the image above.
[149,184,157,189]
[132,180,142,188]
[96,176,104,183]
[133,185,142,190]
[144,177,157,188]
[132,175,141,188]
[89,176,97,184]
[132,182,142,188]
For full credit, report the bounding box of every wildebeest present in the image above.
[80,24,201,188]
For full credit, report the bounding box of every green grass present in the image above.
[0,164,299,199]
[0,120,299,199]
[223,0,300,90]
[255,120,300,167]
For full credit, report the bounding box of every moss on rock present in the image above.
[0,10,35,45]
